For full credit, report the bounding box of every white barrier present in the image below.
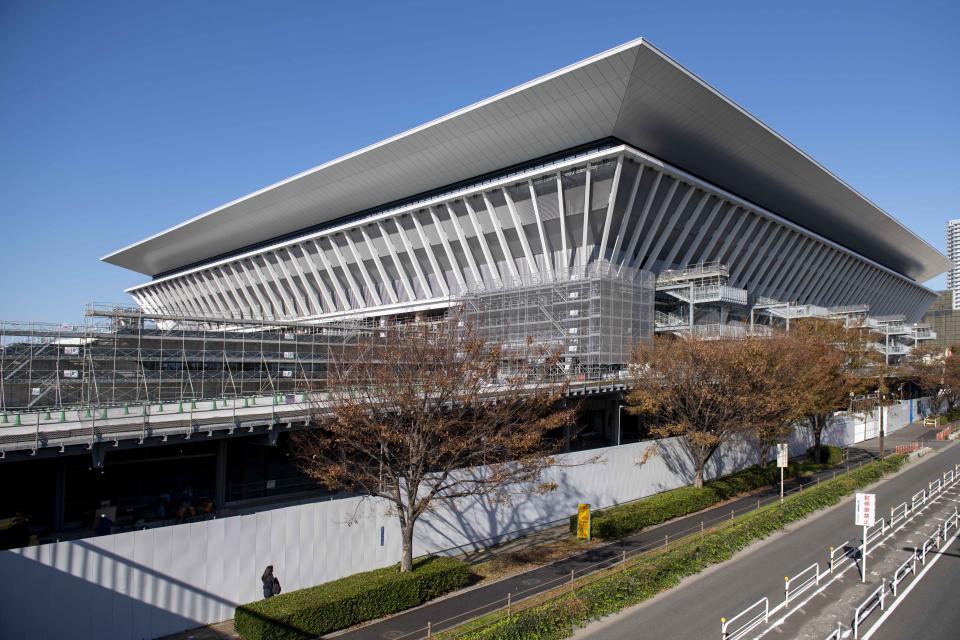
[721,597,769,640]
[784,563,820,606]
[945,469,954,484]
[943,508,958,537]
[865,518,886,546]
[829,540,857,573]
[853,580,886,639]
[919,529,941,565]
[890,555,916,597]
[889,502,908,527]
[912,489,926,510]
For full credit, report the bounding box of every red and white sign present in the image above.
[855,492,876,528]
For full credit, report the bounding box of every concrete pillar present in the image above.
[215,439,228,508]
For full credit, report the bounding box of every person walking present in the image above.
[261,565,281,599]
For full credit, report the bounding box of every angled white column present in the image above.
[343,230,384,306]
[662,194,715,269]
[249,256,286,317]
[270,250,308,316]
[375,220,416,302]
[409,211,450,297]
[580,164,592,272]
[681,201,731,268]
[261,253,299,317]
[633,179,684,270]
[327,235,369,308]
[299,242,338,312]
[445,202,484,287]
[210,266,242,316]
[609,163,645,264]
[428,207,468,292]
[481,192,521,285]
[462,197,503,288]
[389,217,434,298]
[501,188,539,280]
[311,239,351,310]
[359,226,399,304]
[619,170,664,274]
[597,155,624,266]
[283,246,323,315]
[556,172,568,272]
[642,185,698,271]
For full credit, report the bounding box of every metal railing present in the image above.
[853,580,886,639]
[721,597,768,640]
[784,563,820,606]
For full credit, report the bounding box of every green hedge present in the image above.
[235,556,471,640]
[464,455,907,640]
[568,460,821,540]
[807,445,842,465]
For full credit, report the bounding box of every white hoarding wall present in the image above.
[0,398,933,639]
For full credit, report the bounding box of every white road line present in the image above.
[860,525,960,639]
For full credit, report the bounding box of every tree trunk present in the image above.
[758,443,769,468]
[400,519,415,572]
[693,461,705,489]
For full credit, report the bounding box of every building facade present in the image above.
[104,39,947,328]
[947,219,960,309]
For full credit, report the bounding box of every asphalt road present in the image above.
[868,526,960,640]
[330,452,875,640]
[572,441,960,640]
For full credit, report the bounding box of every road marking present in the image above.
[860,526,960,639]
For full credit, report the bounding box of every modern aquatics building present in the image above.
[103,38,947,327]
[0,39,948,546]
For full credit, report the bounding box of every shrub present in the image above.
[568,465,778,539]
[466,455,907,640]
[806,445,842,465]
[234,556,471,640]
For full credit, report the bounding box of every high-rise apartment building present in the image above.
[948,219,960,309]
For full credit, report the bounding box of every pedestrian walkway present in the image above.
[859,418,954,454]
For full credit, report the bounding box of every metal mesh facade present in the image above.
[460,263,654,381]
[0,308,372,411]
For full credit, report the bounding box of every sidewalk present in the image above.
[858,418,953,454]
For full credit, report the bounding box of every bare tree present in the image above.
[290,319,577,572]
[626,336,754,488]
[912,343,960,412]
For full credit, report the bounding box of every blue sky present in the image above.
[1,0,957,321]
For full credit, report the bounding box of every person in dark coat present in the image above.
[261,565,281,599]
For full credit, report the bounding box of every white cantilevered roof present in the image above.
[102,38,949,282]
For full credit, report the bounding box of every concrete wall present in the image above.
[0,399,929,640]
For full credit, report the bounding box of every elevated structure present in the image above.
[102,39,945,325]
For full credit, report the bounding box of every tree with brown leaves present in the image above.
[788,318,876,456]
[912,343,960,412]
[626,336,755,488]
[737,335,807,466]
[290,320,576,572]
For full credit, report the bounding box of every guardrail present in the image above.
[890,555,915,597]
[784,563,820,606]
[889,502,908,527]
[726,462,960,640]
[865,518,886,546]
[721,597,769,640]
[853,580,886,639]
[911,489,926,510]
[919,528,941,565]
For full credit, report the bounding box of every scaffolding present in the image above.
[0,304,375,412]
[459,262,655,382]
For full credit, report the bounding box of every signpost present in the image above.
[577,503,591,540]
[777,444,789,503]
[855,492,876,582]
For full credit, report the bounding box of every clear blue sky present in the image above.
[2,0,957,322]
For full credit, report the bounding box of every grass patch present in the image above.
[453,454,907,640]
